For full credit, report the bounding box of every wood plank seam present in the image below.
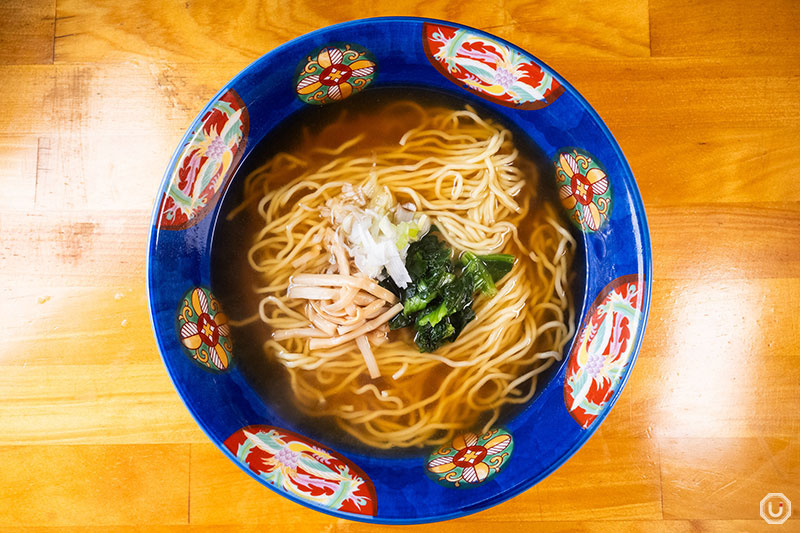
[657,436,665,519]
[52,0,56,64]
[647,0,652,57]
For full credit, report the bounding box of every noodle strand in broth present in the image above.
[233,102,575,449]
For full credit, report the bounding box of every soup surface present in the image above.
[211,87,578,452]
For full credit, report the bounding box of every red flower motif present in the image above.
[296,46,376,104]
[178,287,232,370]
[426,429,513,487]
[556,150,610,232]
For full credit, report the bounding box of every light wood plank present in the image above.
[4,285,155,366]
[31,132,181,211]
[650,0,800,57]
[597,280,800,441]
[0,66,57,134]
[51,0,651,64]
[606,354,800,440]
[0,444,189,526]
[0,210,149,287]
[641,278,800,361]
[0,1,54,65]
[0,63,248,211]
[552,57,800,131]
[48,63,243,135]
[0,521,792,532]
[649,203,800,280]
[660,437,799,521]
[0,136,38,210]
[548,57,800,207]
[466,1,651,59]
[484,436,662,521]
[53,0,509,64]
[0,63,244,136]
[0,364,203,445]
[188,442,346,526]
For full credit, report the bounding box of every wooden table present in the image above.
[2,1,798,530]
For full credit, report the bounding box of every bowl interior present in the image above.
[148,17,650,524]
[209,85,588,458]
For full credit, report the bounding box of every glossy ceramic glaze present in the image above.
[147,17,652,524]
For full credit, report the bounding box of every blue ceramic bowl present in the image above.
[147,17,652,524]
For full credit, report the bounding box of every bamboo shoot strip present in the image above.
[309,304,403,349]
[291,274,398,303]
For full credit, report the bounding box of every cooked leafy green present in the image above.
[405,233,453,281]
[378,275,402,298]
[387,309,414,329]
[478,253,515,282]
[414,319,455,353]
[461,251,497,296]
[386,233,515,352]
[441,274,474,314]
[460,252,516,296]
[402,287,439,315]
[449,307,476,339]
[401,234,454,314]
[416,301,448,327]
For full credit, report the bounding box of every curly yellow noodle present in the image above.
[235,102,576,449]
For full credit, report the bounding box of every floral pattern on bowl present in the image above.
[423,23,564,109]
[224,425,377,516]
[555,148,611,232]
[157,89,248,229]
[564,274,645,428]
[425,428,514,488]
[177,286,233,371]
[295,44,377,105]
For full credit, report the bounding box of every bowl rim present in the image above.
[146,15,653,524]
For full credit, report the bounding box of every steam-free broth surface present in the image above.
[211,88,579,454]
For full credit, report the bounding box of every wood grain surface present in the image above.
[1,1,798,531]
